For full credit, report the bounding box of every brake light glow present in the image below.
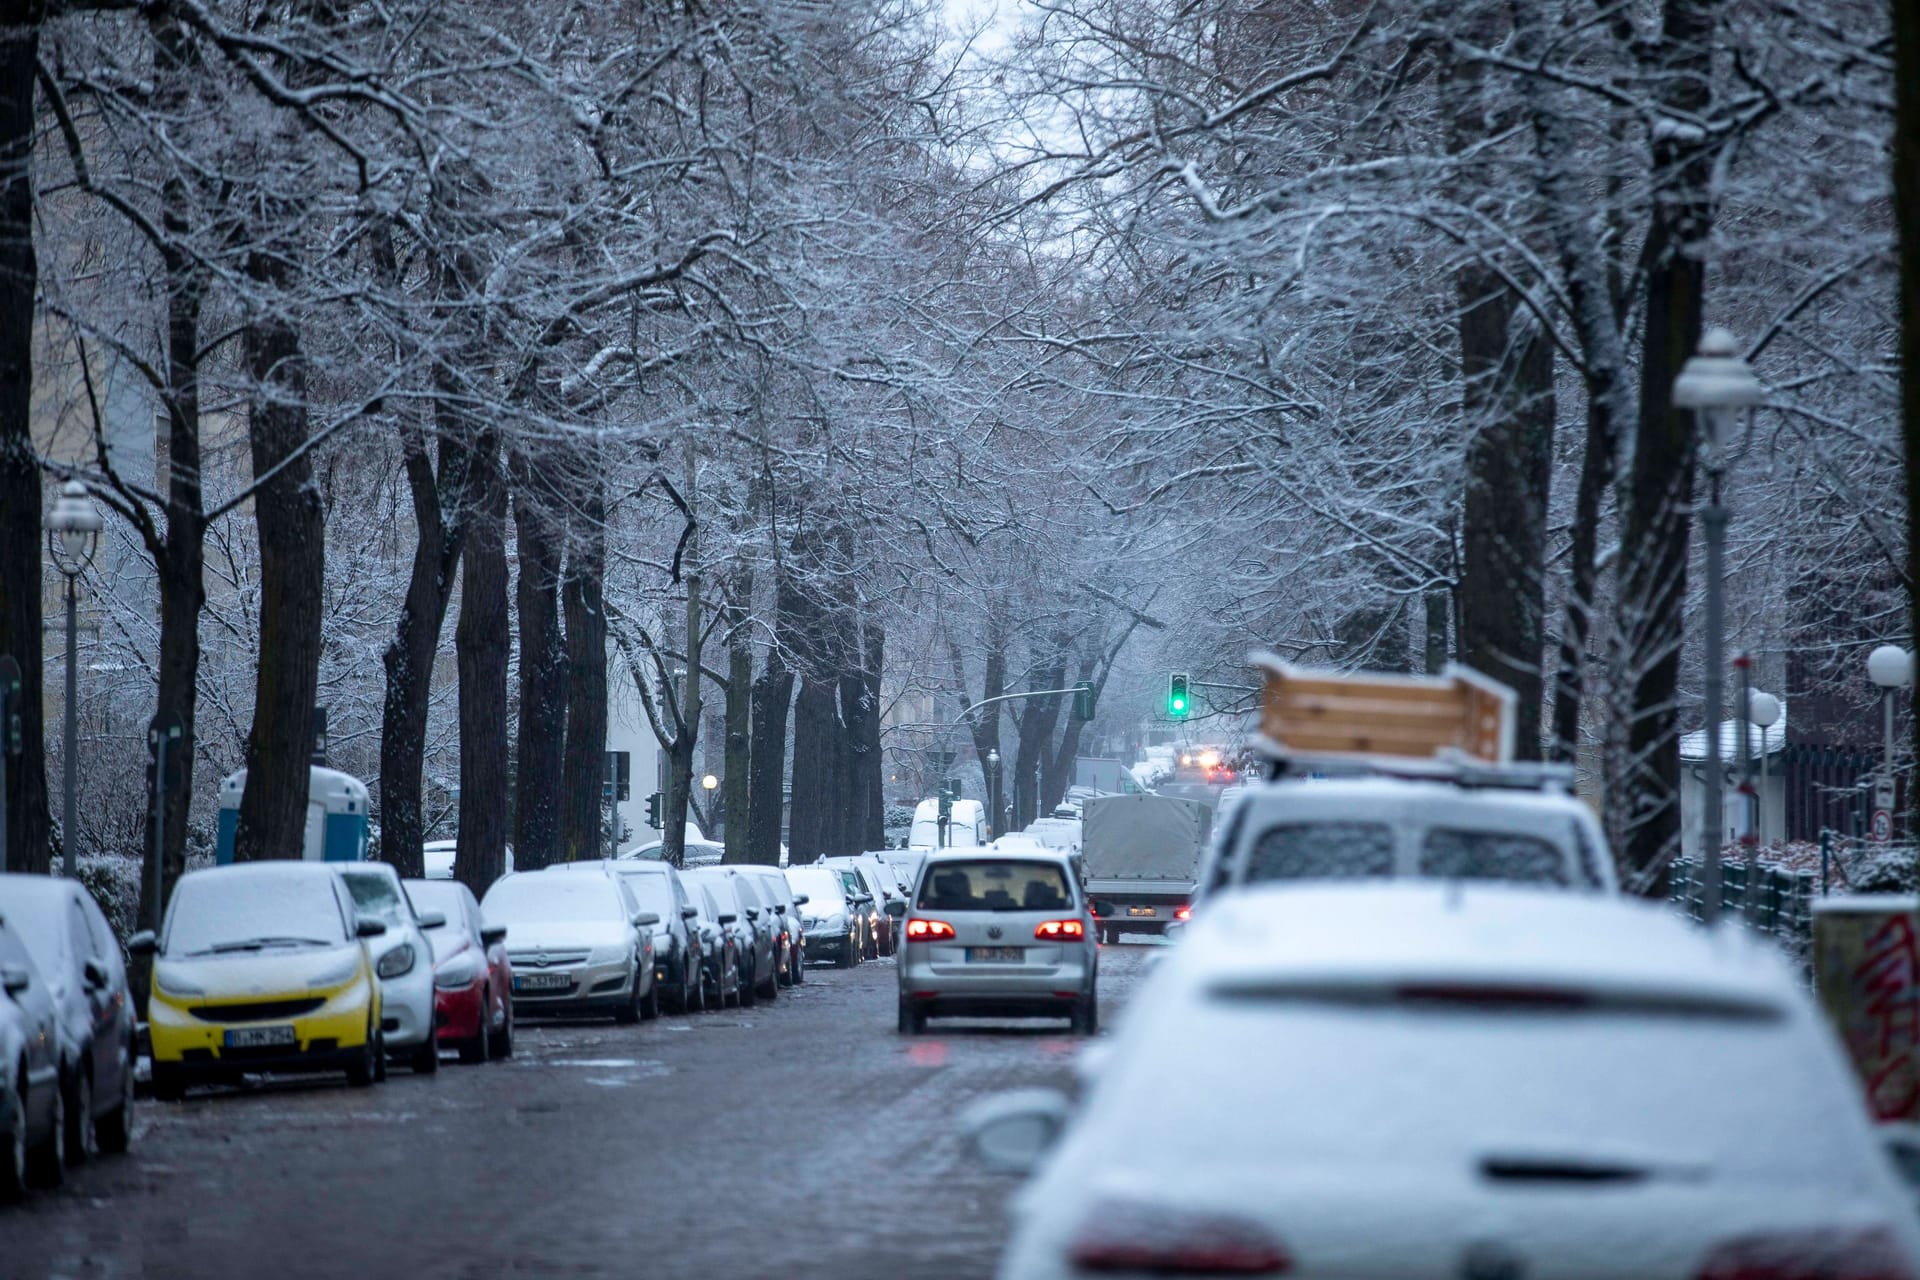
[1695,1226,1913,1280]
[1034,919,1086,941]
[905,918,956,942]
[1068,1198,1291,1275]
[1174,906,1192,921]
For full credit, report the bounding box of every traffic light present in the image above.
[1168,672,1190,718]
[644,792,663,829]
[1072,680,1096,721]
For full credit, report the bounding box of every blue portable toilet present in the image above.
[216,766,370,864]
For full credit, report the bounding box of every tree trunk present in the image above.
[746,575,794,866]
[1012,657,1067,830]
[232,245,323,863]
[949,611,1008,836]
[661,538,702,867]
[454,432,508,898]
[722,578,753,863]
[558,456,607,863]
[1549,398,1614,765]
[858,619,885,853]
[1617,0,1712,895]
[377,410,466,880]
[788,673,837,862]
[511,458,566,870]
[0,6,48,873]
[1896,0,1920,860]
[1423,591,1449,675]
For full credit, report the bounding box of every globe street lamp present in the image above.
[700,773,719,791]
[1673,328,1764,923]
[986,747,1001,840]
[46,481,101,879]
[1746,689,1782,847]
[1868,645,1914,838]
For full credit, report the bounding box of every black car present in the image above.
[600,863,704,1015]
[0,916,70,1196]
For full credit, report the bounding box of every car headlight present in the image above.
[376,943,416,980]
[588,945,630,966]
[307,954,361,989]
[153,964,204,998]
[434,951,482,989]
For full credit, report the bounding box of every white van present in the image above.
[908,797,987,850]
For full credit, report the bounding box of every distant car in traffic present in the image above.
[0,875,137,1164]
[785,866,861,969]
[337,863,442,1074]
[979,882,1920,1278]
[480,872,659,1024]
[0,916,68,1194]
[132,862,388,1097]
[893,849,1096,1035]
[404,879,512,1062]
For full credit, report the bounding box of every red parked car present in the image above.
[405,878,513,1063]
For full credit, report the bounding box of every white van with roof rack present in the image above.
[1194,658,1619,903]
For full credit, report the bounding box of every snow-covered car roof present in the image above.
[1184,882,1789,1009]
[922,845,1075,869]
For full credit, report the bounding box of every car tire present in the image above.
[490,1001,514,1059]
[1071,996,1098,1037]
[0,1081,26,1203]
[27,1078,65,1187]
[98,1046,134,1154]
[67,1066,97,1166]
[614,972,643,1026]
[864,928,878,961]
[836,940,855,970]
[641,977,660,1022]
[792,951,805,985]
[412,1027,441,1074]
[738,965,756,1008]
[373,1033,389,1083]
[348,1023,379,1088]
[459,996,490,1064]
[897,999,926,1035]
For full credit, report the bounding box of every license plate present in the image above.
[1127,906,1158,918]
[224,1025,295,1048]
[967,947,1024,963]
[514,973,571,991]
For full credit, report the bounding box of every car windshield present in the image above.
[3,888,67,974]
[787,868,845,909]
[1418,828,1571,885]
[1244,822,1396,882]
[916,860,1073,913]
[339,868,412,925]
[482,874,623,925]
[613,871,676,920]
[164,871,347,955]
[404,879,465,925]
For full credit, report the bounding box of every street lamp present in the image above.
[986,748,1000,840]
[1747,689,1782,847]
[700,773,718,791]
[1673,327,1764,924]
[46,481,101,879]
[1869,646,1914,836]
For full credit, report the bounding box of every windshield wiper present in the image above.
[200,936,331,954]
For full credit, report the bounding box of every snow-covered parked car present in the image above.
[977,882,1920,1279]
[0,916,67,1195]
[482,872,659,1024]
[1195,770,1617,905]
[337,863,443,1074]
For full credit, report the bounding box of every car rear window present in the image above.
[1244,822,1395,882]
[916,860,1073,912]
[1419,828,1570,885]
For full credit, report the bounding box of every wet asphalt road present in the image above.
[2,941,1161,1280]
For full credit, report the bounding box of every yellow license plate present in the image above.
[1127,906,1157,918]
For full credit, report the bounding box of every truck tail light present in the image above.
[1174,906,1192,921]
[1695,1226,1913,1280]
[905,918,955,942]
[1068,1198,1291,1275]
[1035,920,1086,941]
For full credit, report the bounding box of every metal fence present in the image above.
[1669,857,1819,948]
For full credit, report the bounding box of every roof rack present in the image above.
[1248,655,1570,792]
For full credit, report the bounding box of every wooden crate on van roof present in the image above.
[1250,655,1515,766]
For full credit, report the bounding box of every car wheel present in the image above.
[459,996,490,1065]
[67,1066,97,1166]
[348,1023,379,1088]
[738,965,756,1008]
[897,999,926,1035]
[98,1045,134,1154]
[640,975,660,1022]
[1071,996,1098,1037]
[412,1027,441,1074]
[0,1081,25,1203]
[373,1032,389,1082]
[490,1000,514,1059]
[836,940,855,970]
[614,971,643,1026]
[792,951,806,985]
[864,927,878,961]
[27,1077,65,1187]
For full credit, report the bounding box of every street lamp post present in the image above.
[46,481,101,879]
[986,748,1000,840]
[1747,689,1782,848]
[1673,328,1764,924]
[1868,645,1914,842]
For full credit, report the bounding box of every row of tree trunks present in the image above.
[558,448,608,863]
[453,426,510,898]
[1011,648,1068,830]
[511,454,567,870]
[0,4,48,873]
[745,565,796,865]
[721,571,753,863]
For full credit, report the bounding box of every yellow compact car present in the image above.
[131,862,388,1098]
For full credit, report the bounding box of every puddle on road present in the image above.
[548,1058,642,1068]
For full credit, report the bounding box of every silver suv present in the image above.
[891,850,1096,1036]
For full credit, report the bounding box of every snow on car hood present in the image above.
[155,943,364,999]
[498,920,633,952]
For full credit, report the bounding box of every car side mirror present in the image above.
[480,925,507,946]
[681,906,699,920]
[962,1088,1071,1174]
[745,908,760,921]
[355,915,388,939]
[633,912,661,929]
[418,911,448,930]
[773,904,786,914]
[792,894,809,907]
[128,930,158,958]
[1,965,30,996]
[886,899,907,918]
[82,959,109,989]
[717,913,737,926]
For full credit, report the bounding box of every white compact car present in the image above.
[979,883,1920,1279]
[336,863,443,1074]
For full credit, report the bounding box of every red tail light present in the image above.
[1068,1199,1291,1275]
[1696,1227,1913,1280]
[1174,906,1192,921]
[1035,920,1086,941]
[905,918,956,941]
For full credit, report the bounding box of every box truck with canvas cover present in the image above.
[1081,794,1211,943]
